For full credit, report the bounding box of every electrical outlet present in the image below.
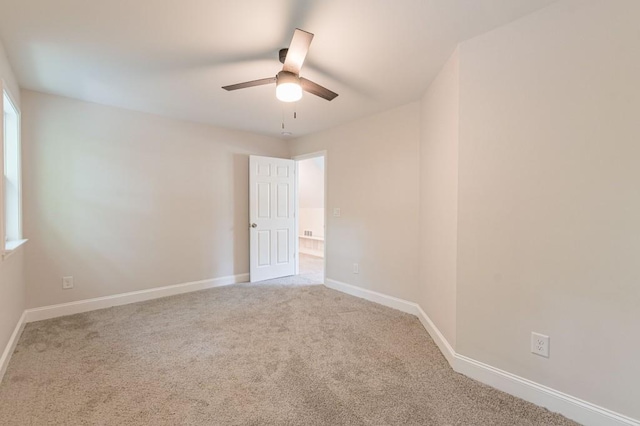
[531,332,549,358]
[62,276,74,290]
[353,263,359,274]
[333,208,341,217]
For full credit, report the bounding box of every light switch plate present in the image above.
[333,208,341,217]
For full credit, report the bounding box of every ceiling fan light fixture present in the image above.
[222,29,337,102]
[276,71,302,102]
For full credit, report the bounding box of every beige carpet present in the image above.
[297,253,324,284]
[256,254,324,286]
[0,283,577,425]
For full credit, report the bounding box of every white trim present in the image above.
[325,278,417,315]
[2,238,27,260]
[4,238,27,251]
[325,278,455,365]
[414,304,456,366]
[294,159,300,276]
[292,150,327,162]
[324,278,639,426]
[1,82,23,257]
[0,311,26,382]
[454,355,639,426]
[25,273,249,323]
[0,80,5,257]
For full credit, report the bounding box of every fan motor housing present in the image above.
[276,70,300,84]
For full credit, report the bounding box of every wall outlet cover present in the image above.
[531,332,549,358]
[62,276,74,290]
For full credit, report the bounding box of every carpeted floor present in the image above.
[0,283,577,425]
[297,253,324,284]
[257,254,324,286]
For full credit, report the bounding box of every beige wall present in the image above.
[0,41,19,103]
[0,39,25,363]
[289,103,420,302]
[0,250,24,357]
[5,1,638,420]
[418,49,459,350]
[457,0,640,419]
[22,91,289,308]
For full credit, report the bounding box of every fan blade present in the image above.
[300,78,338,101]
[222,77,276,91]
[283,29,314,74]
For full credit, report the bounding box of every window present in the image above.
[2,82,24,255]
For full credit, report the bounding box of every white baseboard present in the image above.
[324,278,639,426]
[454,354,639,426]
[325,278,417,315]
[25,273,249,323]
[414,305,456,366]
[325,278,456,365]
[0,311,26,382]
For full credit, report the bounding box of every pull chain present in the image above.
[280,104,298,134]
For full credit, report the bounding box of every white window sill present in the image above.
[3,239,28,260]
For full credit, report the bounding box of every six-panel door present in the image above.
[249,155,296,282]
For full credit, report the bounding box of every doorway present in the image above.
[247,153,325,285]
[295,152,326,284]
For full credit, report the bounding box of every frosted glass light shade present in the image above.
[276,71,302,102]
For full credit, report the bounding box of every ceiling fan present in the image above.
[222,28,338,102]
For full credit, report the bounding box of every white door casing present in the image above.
[249,155,296,282]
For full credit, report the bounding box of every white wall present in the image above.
[298,157,324,239]
[418,48,459,350]
[457,0,640,419]
[289,103,420,302]
[21,90,289,308]
[298,157,324,209]
[0,39,25,365]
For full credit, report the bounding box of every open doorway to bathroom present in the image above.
[295,153,326,284]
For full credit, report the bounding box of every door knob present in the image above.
[251,223,257,228]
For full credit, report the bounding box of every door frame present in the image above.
[292,150,327,279]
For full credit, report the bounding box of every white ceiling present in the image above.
[0,0,557,138]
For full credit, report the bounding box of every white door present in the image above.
[249,155,296,282]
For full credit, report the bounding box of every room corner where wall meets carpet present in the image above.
[1,282,578,426]
[325,278,640,426]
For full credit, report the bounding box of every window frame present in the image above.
[1,79,26,258]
